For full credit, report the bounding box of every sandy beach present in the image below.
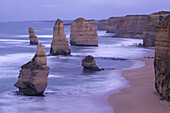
[108,55,170,113]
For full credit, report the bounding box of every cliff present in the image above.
[154,15,170,101]
[98,20,108,30]
[88,19,98,31]
[70,17,98,46]
[143,11,170,47]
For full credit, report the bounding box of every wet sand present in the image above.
[108,56,170,113]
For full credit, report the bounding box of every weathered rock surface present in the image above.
[143,11,170,47]
[115,15,148,38]
[14,44,49,96]
[50,19,71,55]
[154,15,170,101]
[106,17,123,33]
[82,55,101,71]
[28,27,38,45]
[70,17,98,46]
[88,19,98,31]
[98,20,108,30]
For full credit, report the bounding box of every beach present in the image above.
[108,55,170,113]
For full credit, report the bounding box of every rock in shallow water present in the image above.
[154,15,170,101]
[50,19,71,55]
[14,44,49,96]
[70,17,98,46]
[82,55,101,71]
[28,27,38,45]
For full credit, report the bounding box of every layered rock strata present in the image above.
[82,55,101,71]
[14,44,49,96]
[70,17,98,46]
[88,19,98,31]
[154,15,170,101]
[115,15,148,38]
[28,27,38,45]
[50,19,71,55]
[143,11,170,47]
[106,17,122,33]
[98,20,108,30]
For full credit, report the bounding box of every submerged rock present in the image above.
[14,44,49,96]
[82,55,101,71]
[154,15,170,101]
[70,17,98,46]
[50,19,71,55]
[28,27,38,45]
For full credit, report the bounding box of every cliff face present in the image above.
[14,44,49,96]
[115,15,148,38]
[106,17,123,33]
[143,11,170,47]
[70,17,98,46]
[154,15,170,101]
[88,19,98,31]
[98,20,108,30]
[50,19,71,55]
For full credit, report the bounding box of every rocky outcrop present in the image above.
[154,15,170,101]
[28,27,38,45]
[50,19,71,55]
[106,17,123,33]
[88,19,98,31]
[143,11,170,47]
[70,17,98,46]
[82,55,101,71]
[115,15,148,38]
[98,20,108,30]
[14,44,49,96]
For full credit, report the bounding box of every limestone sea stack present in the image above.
[28,27,38,45]
[88,19,98,30]
[143,11,170,47]
[50,19,71,55]
[82,55,101,71]
[98,20,108,30]
[70,17,98,46]
[154,15,170,101]
[14,44,49,96]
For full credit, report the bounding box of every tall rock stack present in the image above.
[50,19,71,55]
[88,19,98,31]
[143,11,170,47]
[14,44,49,96]
[106,17,123,33]
[98,20,108,30]
[70,17,98,46]
[28,27,38,45]
[154,15,170,101]
[115,15,148,38]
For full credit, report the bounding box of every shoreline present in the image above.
[108,55,170,113]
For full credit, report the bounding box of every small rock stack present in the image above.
[28,27,38,45]
[154,15,170,101]
[14,44,49,96]
[70,17,98,46]
[50,19,71,55]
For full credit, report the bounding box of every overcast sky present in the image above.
[0,0,170,22]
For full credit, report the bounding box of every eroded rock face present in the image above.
[70,18,98,46]
[50,19,71,55]
[28,27,38,45]
[115,15,148,38]
[143,11,170,47]
[88,19,98,31]
[154,15,170,101]
[14,44,49,96]
[106,17,122,33]
[82,55,100,71]
[98,20,108,30]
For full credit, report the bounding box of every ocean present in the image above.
[0,21,154,113]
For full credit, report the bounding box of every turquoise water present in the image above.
[0,21,154,113]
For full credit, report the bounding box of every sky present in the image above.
[0,0,170,22]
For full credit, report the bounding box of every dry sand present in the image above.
[108,56,170,113]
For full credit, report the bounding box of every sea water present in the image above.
[0,21,154,113]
